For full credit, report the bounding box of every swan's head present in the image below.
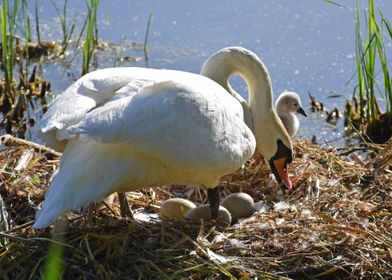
[275,91,307,117]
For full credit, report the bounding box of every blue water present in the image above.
[28,0,392,144]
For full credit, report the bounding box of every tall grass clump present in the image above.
[0,0,51,136]
[0,0,19,99]
[81,0,99,75]
[0,0,19,132]
[345,0,392,143]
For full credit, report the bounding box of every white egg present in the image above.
[159,198,196,221]
[221,192,256,222]
[185,205,231,228]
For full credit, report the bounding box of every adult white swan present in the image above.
[33,46,293,229]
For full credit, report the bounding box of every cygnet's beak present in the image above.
[297,106,307,117]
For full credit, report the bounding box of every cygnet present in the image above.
[275,91,307,137]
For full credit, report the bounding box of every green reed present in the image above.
[82,0,99,75]
[21,0,30,77]
[50,0,74,55]
[0,0,19,99]
[35,0,40,43]
[349,0,392,142]
[143,11,153,52]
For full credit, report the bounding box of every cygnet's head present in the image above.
[275,91,307,117]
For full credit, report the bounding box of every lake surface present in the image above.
[30,0,392,145]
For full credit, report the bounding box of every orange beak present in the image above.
[273,157,292,189]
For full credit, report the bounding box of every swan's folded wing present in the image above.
[36,68,155,149]
[67,80,255,172]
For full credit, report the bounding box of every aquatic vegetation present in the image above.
[0,0,51,136]
[143,11,153,53]
[50,0,74,55]
[0,0,18,101]
[142,11,153,63]
[345,0,392,143]
[1,0,23,134]
[81,0,99,75]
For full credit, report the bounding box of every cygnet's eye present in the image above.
[294,103,298,107]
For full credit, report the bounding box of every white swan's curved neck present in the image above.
[200,47,273,112]
[201,47,292,161]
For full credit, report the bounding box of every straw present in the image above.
[0,134,391,279]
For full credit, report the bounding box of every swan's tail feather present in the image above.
[33,172,74,229]
[32,140,114,229]
[32,170,106,229]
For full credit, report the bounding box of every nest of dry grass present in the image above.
[0,134,391,279]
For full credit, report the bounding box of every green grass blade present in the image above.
[354,0,365,120]
[82,0,99,75]
[322,0,347,8]
[143,11,153,51]
[35,0,40,43]
[43,242,64,279]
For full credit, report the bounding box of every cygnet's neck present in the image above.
[278,112,299,137]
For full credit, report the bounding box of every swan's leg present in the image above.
[207,187,220,220]
[118,192,133,218]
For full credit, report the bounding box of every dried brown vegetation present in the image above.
[0,134,391,279]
